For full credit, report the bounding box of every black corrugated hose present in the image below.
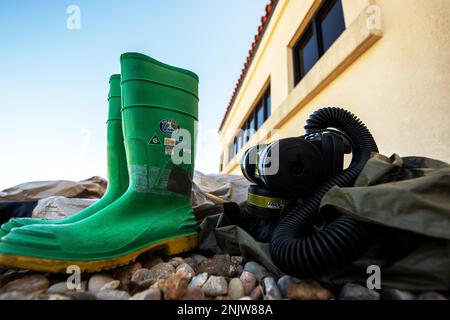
[270,107,379,278]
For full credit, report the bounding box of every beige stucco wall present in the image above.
[219,0,450,174]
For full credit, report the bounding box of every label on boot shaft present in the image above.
[160,119,180,135]
[149,133,162,145]
[165,146,174,156]
[164,137,177,146]
[130,164,172,195]
[130,164,191,196]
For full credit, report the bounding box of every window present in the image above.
[237,133,242,151]
[318,0,346,52]
[295,25,320,79]
[229,139,237,162]
[243,123,249,144]
[256,101,265,130]
[265,89,271,117]
[293,0,345,85]
[227,85,271,163]
[249,113,256,137]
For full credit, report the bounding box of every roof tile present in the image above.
[219,0,278,131]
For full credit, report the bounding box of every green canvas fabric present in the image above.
[322,153,450,240]
[198,212,282,275]
[319,153,450,291]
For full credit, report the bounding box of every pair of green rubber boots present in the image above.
[0,53,199,273]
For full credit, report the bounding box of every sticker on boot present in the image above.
[165,146,175,156]
[149,133,162,145]
[164,137,177,146]
[160,119,180,135]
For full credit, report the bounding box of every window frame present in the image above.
[227,84,271,164]
[293,23,319,85]
[256,100,265,130]
[293,0,346,85]
[264,87,271,119]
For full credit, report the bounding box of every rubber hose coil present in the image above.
[270,107,378,278]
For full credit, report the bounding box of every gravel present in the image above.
[0,254,446,300]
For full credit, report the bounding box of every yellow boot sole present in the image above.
[0,233,198,273]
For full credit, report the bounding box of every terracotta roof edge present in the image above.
[218,0,279,133]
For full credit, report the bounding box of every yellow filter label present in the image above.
[247,193,287,209]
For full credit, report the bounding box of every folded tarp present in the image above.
[0,176,107,202]
[31,196,98,221]
[199,153,450,291]
[0,172,250,226]
[2,158,448,291]
[319,153,450,291]
[0,176,107,225]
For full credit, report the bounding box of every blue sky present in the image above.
[0,0,267,190]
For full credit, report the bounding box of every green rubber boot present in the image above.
[0,53,199,272]
[0,75,129,238]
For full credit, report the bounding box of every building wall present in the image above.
[219,0,450,174]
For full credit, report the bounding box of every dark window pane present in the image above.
[249,113,256,137]
[243,125,248,143]
[246,120,252,140]
[237,134,242,151]
[293,0,346,86]
[257,102,265,129]
[233,137,238,155]
[319,0,345,52]
[265,89,271,119]
[294,25,319,84]
[299,25,319,78]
